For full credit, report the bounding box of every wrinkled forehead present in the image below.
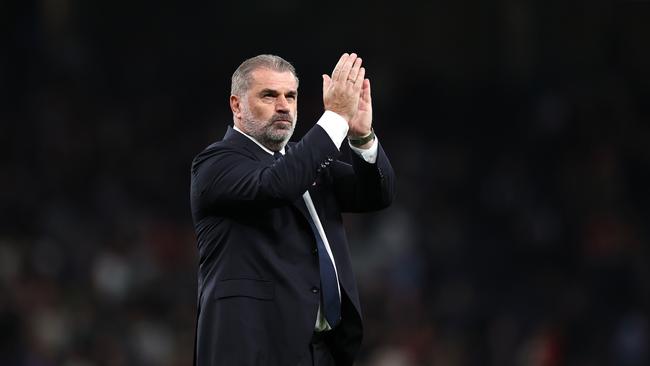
[248,68,298,92]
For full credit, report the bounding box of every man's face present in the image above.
[234,68,298,150]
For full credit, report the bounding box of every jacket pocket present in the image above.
[213,278,275,300]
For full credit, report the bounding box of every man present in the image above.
[190,53,395,366]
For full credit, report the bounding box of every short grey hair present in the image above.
[230,54,299,96]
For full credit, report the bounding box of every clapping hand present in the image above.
[322,53,373,139]
[322,53,365,123]
[347,77,372,138]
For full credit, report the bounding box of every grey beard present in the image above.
[258,129,292,151]
[243,118,295,152]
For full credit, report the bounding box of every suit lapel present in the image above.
[292,195,310,222]
[223,126,275,164]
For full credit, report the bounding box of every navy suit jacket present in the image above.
[190,123,395,366]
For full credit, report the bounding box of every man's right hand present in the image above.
[322,53,365,122]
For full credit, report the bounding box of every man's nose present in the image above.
[275,95,290,113]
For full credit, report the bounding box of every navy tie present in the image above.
[304,209,341,327]
[273,151,341,327]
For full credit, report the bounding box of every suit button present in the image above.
[311,287,320,294]
[327,157,333,162]
[321,163,327,168]
[312,247,318,255]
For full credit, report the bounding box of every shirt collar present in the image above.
[233,125,285,155]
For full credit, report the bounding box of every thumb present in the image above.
[322,74,331,95]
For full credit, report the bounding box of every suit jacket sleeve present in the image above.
[329,140,395,213]
[192,125,340,211]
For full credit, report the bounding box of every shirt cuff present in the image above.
[349,136,379,164]
[317,111,349,150]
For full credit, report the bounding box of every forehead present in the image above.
[248,68,297,92]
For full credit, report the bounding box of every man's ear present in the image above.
[230,95,242,120]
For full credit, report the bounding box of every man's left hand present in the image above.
[348,78,373,139]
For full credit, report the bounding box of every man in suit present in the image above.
[190,53,395,366]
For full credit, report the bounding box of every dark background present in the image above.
[2,0,649,365]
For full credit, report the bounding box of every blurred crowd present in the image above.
[2,0,649,365]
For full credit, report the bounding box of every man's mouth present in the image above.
[272,120,292,128]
